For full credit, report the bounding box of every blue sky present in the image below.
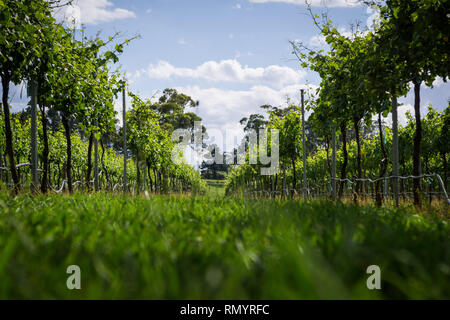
[7,0,450,151]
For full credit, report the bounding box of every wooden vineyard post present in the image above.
[332,123,337,200]
[392,94,399,207]
[301,89,307,200]
[94,120,99,191]
[30,80,38,193]
[123,88,127,193]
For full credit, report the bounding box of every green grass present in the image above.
[0,192,449,299]
[204,179,226,197]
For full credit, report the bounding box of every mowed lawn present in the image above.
[0,192,448,299]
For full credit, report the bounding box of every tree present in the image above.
[46,29,131,193]
[126,91,206,194]
[153,88,201,133]
[200,145,229,180]
[375,0,450,205]
[0,0,54,192]
[240,113,267,133]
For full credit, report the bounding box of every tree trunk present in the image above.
[86,132,94,189]
[339,123,348,198]
[292,158,297,191]
[1,74,20,192]
[325,136,331,176]
[57,162,61,188]
[442,152,447,191]
[376,113,388,206]
[146,159,153,192]
[153,168,158,192]
[136,154,141,194]
[162,169,169,193]
[48,160,51,187]
[39,105,49,193]
[61,113,73,193]
[412,80,422,206]
[353,118,363,198]
[100,139,110,190]
[425,160,431,203]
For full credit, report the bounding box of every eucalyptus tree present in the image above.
[239,112,267,155]
[239,113,267,133]
[152,88,201,133]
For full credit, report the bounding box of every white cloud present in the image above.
[178,38,187,45]
[431,77,445,88]
[174,84,317,151]
[396,104,415,126]
[229,33,235,39]
[309,34,326,47]
[375,101,437,128]
[366,6,380,29]
[339,27,369,39]
[420,77,445,89]
[116,83,318,152]
[53,0,136,26]
[307,27,368,49]
[146,8,152,14]
[248,0,360,8]
[233,3,242,9]
[140,60,307,88]
[374,103,415,128]
[10,102,28,113]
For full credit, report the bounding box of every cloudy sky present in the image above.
[7,0,450,151]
